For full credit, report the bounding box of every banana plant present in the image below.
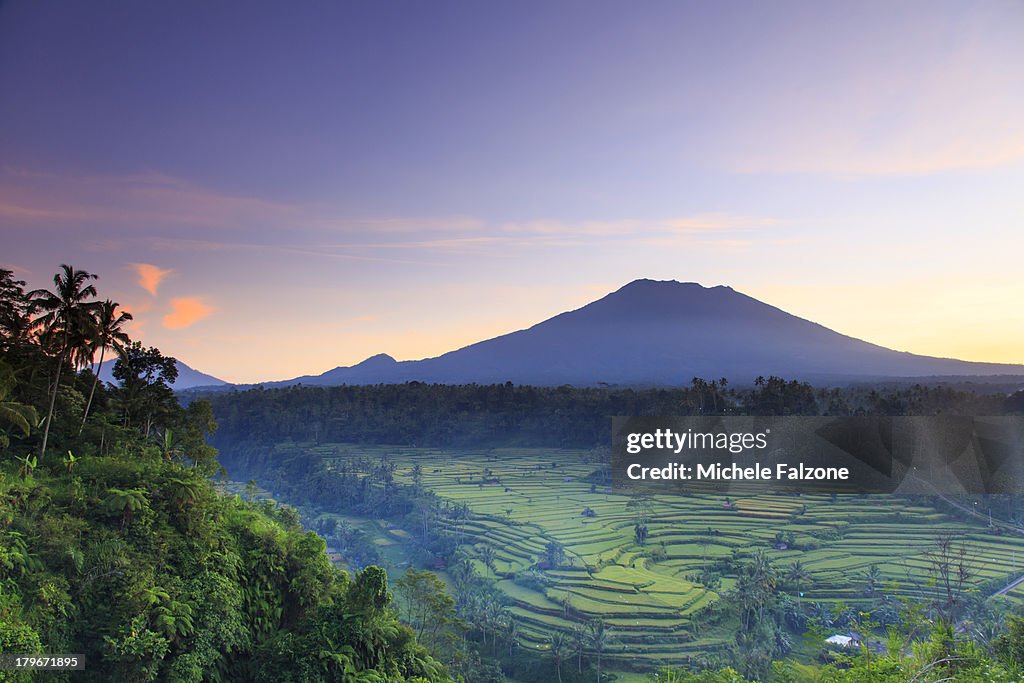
[0,359,39,448]
[63,449,78,473]
[16,453,36,479]
[160,428,183,463]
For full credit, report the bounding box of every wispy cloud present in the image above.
[312,216,485,233]
[663,215,782,232]
[0,167,784,265]
[0,168,308,228]
[163,297,215,330]
[334,214,782,254]
[500,214,779,236]
[118,213,782,260]
[0,167,487,237]
[131,263,173,296]
[145,236,439,266]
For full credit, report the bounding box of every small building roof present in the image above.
[825,635,857,647]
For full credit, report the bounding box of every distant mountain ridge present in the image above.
[261,279,1024,387]
[97,358,227,390]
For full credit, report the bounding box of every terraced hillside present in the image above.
[311,444,1024,669]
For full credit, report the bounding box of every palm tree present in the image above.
[80,299,132,432]
[786,560,812,605]
[750,551,778,609]
[549,631,568,683]
[450,558,476,595]
[588,619,611,682]
[483,598,508,651]
[862,563,882,597]
[28,264,100,459]
[506,617,519,659]
[809,601,834,630]
[478,544,498,577]
[572,623,587,674]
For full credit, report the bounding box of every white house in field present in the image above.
[825,634,858,648]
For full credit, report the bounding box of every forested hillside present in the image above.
[201,376,1020,452]
[0,266,450,682]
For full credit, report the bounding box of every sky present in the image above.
[1,0,1022,383]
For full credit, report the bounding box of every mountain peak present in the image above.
[616,278,708,291]
[609,279,739,301]
[355,353,397,367]
[268,279,1024,388]
[568,278,749,323]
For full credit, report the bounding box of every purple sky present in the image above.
[2,1,1023,381]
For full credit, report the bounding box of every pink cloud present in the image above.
[163,297,214,330]
[131,263,173,296]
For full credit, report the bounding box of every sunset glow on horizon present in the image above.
[2,1,1022,383]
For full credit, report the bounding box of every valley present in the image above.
[245,440,1024,675]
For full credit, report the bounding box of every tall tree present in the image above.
[785,560,811,606]
[925,534,974,625]
[112,342,178,437]
[572,623,587,674]
[549,630,567,683]
[395,568,458,653]
[80,299,133,431]
[0,359,38,449]
[544,540,566,568]
[0,268,30,349]
[478,544,497,577]
[27,264,100,459]
[588,619,610,683]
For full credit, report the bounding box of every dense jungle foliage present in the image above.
[0,266,451,682]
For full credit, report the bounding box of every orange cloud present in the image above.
[131,263,173,296]
[163,297,214,330]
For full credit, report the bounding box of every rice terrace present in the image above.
[253,440,1024,672]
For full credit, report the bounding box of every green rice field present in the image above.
[301,443,1024,668]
